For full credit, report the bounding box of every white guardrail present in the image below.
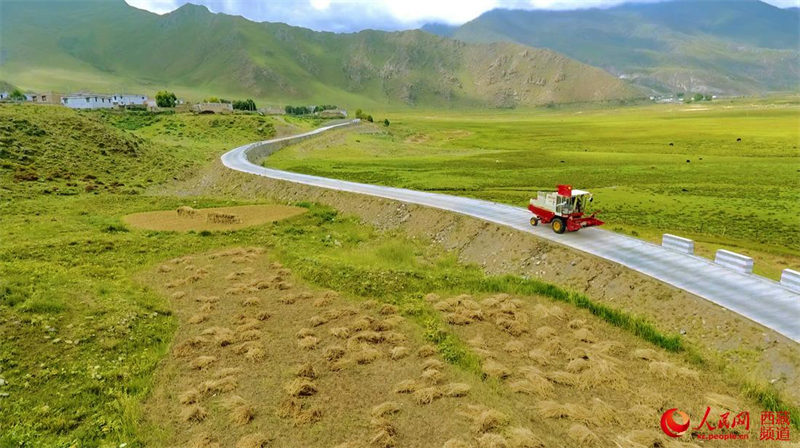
[662,234,694,254]
[781,269,800,293]
[714,249,754,274]
[664,233,800,293]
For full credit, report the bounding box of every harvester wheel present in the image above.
[552,217,566,234]
[530,217,539,227]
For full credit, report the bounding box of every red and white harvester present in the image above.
[528,185,604,234]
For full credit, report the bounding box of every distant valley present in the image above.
[424,0,800,95]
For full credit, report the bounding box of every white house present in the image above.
[110,94,147,106]
[61,94,115,109]
[61,93,148,109]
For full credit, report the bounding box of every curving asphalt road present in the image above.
[221,120,800,342]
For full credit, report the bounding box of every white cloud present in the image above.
[383,0,501,24]
[310,0,331,11]
[523,0,637,9]
[127,0,181,14]
[764,0,799,5]
[125,0,800,32]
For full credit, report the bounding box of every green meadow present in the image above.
[266,100,800,279]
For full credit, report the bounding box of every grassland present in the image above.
[266,99,800,279]
[1,103,797,447]
[0,105,309,446]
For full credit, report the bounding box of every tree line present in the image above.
[284,104,338,115]
[156,91,258,111]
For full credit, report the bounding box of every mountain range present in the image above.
[1,0,796,108]
[423,0,800,95]
[0,0,637,108]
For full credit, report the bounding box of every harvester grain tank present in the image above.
[528,184,604,233]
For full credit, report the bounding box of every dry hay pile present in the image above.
[207,211,241,224]
[389,342,474,409]
[481,294,531,336]
[434,294,484,326]
[177,205,198,218]
[454,405,543,448]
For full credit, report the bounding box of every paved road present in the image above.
[222,120,800,342]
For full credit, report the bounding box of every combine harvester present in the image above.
[528,184,604,233]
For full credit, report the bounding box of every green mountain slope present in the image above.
[0,0,639,107]
[424,0,800,95]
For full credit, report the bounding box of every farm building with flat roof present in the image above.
[61,93,148,109]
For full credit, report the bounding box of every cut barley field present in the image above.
[140,246,768,447]
[0,104,797,447]
[124,204,308,232]
[266,99,800,279]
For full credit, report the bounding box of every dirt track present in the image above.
[162,158,800,406]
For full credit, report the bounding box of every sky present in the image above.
[125,0,800,32]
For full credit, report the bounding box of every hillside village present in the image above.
[0,90,155,110]
[0,89,348,117]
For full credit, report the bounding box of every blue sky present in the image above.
[125,0,800,32]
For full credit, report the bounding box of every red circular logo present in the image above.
[661,408,691,438]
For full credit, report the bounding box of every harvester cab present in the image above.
[528,184,604,234]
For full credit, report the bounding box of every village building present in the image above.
[109,94,147,106]
[61,93,149,109]
[192,102,233,114]
[0,91,62,104]
[26,91,63,105]
[61,94,115,109]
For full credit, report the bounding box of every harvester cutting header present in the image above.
[528,185,604,234]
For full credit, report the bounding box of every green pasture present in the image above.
[266,101,800,278]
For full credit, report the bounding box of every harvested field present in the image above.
[123,204,307,231]
[141,247,480,447]
[139,246,778,447]
[441,292,773,446]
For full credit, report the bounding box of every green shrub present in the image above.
[155,91,176,108]
[232,99,257,111]
[9,88,26,101]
